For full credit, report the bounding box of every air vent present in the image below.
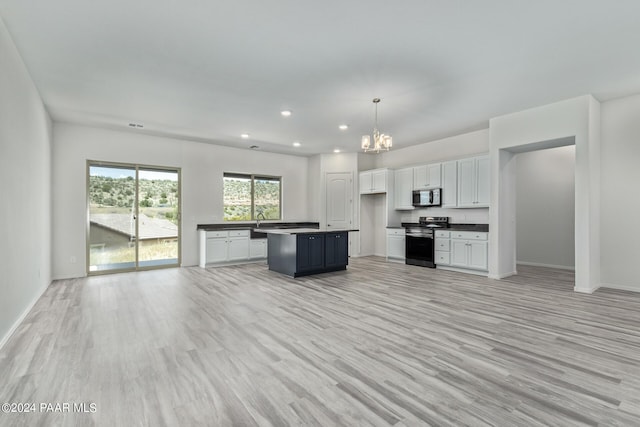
[128,123,144,128]
[249,145,260,150]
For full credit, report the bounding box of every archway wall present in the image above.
[488,95,601,293]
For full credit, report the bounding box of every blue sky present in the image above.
[90,166,177,181]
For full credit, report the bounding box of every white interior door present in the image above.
[326,172,352,230]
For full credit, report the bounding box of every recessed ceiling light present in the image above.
[293,141,301,147]
[241,133,250,139]
[281,110,292,117]
[339,124,348,130]
[333,149,341,153]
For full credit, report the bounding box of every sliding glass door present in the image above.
[88,162,180,274]
[137,167,180,267]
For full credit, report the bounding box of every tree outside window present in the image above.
[223,173,281,221]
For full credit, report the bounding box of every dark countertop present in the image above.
[400,223,489,232]
[198,221,321,239]
[198,221,319,231]
[255,228,358,235]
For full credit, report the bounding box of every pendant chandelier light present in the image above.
[361,98,392,153]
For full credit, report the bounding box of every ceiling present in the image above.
[2,1,640,156]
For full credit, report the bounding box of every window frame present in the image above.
[223,172,282,221]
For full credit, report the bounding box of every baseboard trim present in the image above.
[438,266,489,277]
[488,271,517,279]
[599,283,640,293]
[574,284,600,294]
[52,273,85,280]
[517,261,575,271]
[0,280,51,352]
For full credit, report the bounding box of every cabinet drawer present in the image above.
[435,239,450,251]
[451,231,487,241]
[207,231,228,238]
[435,251,450,265]
[386,228,405,236]
[228,230,250,237]
[435,230,450,238]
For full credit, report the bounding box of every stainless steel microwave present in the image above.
[412,188,442,207]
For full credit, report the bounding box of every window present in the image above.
[223,173,281,221]
[87,161,181,274]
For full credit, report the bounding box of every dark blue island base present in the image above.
[264,230,350,277]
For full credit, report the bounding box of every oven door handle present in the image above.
[406,233,433,238]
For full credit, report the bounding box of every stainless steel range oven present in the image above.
[405,217,449,268]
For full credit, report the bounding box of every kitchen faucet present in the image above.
[256,211,266,228]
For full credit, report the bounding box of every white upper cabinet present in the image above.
[457,155,489,208]
[413,163,441,190]
[359,169,388,194]
[441,160,457,208]
[393,167,414,210]
[475,156,490,206]
[457,158,475,207]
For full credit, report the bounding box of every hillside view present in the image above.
[223,176,280,221]
[89,173,280,222]
[89,175,179,223]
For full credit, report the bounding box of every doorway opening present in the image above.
[87,161,181,274]
[507,137,576,287]
[515,145,576,287]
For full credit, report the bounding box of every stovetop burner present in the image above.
[418,216,449,228]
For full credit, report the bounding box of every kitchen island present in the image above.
[254,228,357,277]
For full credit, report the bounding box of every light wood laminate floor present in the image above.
[1,257,640,426]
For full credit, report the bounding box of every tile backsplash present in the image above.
[401,207,489,224]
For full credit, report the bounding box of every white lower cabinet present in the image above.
[249,239,267,259]
[206,235,229,264]
[386,228,405,260]
[199,230,251,267]
[451,239,470,266]
[228,234,250,261]
[468,240,488,270]
[450,231,488,271]
[434,230,451,265]
[205,231,229,267]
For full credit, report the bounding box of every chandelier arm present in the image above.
[363,97,391,153]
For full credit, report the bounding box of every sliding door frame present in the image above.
[86,160,182,276]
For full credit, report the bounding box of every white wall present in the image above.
[307,155,321,222]
[489,95,600,293]
[359,194,387,256]
[600,94,640,291]
[376,129,490,169]
[516,146,575,269]
[52,123,309,279]
[357,152,378,171]
[0,16,52,347]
